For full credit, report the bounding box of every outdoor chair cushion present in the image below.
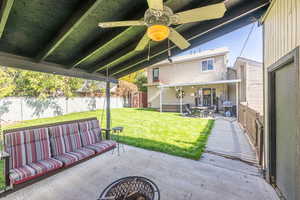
[78,120,102,146]
[9,158,62,184]
[24,128,52,164]
[9,165,37,184]
[84,140,116,154]
[53,153,79,166]
[61,123,83,152]
[49,123,96,166]
[5,131,27,169]
[27,158,63,175]
[54,147,95,166]
[68,147,95,160]
[5,127,51,169]
[49,126,67,157]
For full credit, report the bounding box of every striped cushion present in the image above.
[49,126,66,156]
[24,128,51,164]
[79,120,100,132]
[5,131,27,169]
[54,153,79,166]
[61,123,82,152]
[80,128,102,146]
[85,140,116,153]
[68,147,95,160]
[28,158,63,174]
[9,165,36,184]
[5,128,51,169]
[79,120,102,146]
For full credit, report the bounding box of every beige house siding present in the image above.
[246,64,263,113]
[147,55,228,85]
[235,58,263,114]
[228,84,236,104]
[262,0,300,195]
[146,49,231,109]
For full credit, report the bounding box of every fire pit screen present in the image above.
[98,176,160,200]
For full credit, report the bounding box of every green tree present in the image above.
[11,69,84,98]
[120,69,145,83]
[0,67,15,98]
[134,74,148,92]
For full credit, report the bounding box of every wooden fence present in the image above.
[238,103,264,165]
[131,92,147,108]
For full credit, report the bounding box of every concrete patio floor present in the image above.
[2,118,278,200]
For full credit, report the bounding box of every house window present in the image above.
[153,68,159,82]
[202,59,214,71]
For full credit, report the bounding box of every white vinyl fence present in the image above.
[0,97,124,122]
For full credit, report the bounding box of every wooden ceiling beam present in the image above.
[72,0,199,70]
[71,26,145,69]
[36,0,104,61]
[0,51,117,83]
[0,0,14,38]
[88,39,143,73]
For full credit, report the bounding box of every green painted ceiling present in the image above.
[0,0,269,80]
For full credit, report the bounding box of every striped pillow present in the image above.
[5,131,27,169]
[61,123,82,152]
[48,126,66,157]
[79,120,100,132]
[80,128,102,146]
[4,127,51,169]
[79,120,102,146]
[23,128,51,164]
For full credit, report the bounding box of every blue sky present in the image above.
[179,22,262,66]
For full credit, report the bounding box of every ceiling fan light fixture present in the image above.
[147,25,170,41]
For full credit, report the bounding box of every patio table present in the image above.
[112,127,125,156]
[191,106,209,117]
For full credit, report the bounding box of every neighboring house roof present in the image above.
[159,79,241,88]
[151,47,229,67]
[233,57,263,69]
[77,80,117,93]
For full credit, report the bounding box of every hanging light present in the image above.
[147,25,170,41]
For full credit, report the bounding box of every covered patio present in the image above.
[2,118,278,200]
[158,79,241,114]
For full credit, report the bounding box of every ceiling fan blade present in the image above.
[135,33,150,51]
[168,28,190,50]
[98,20,146,28]
[147,0,163,10]
[174,2,226,24]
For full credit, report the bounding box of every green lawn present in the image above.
[0,108,214,188]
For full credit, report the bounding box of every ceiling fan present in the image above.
[98,0,227,51]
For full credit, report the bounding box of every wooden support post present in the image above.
[0,120,10,187]
[4,154,9,187]
[180,87,183,114]
[236,82,239,119]
[0,0,14,38]
[160,87,163,113]
[105,81,111,139]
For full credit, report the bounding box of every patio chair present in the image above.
[208,106,216,118]
[182,104,192,116]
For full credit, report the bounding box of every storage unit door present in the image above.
[275,62,297,200]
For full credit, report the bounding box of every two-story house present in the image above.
[146,47,241,113]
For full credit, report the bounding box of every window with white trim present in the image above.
[152,68,159,82]
[201,59,214,71]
